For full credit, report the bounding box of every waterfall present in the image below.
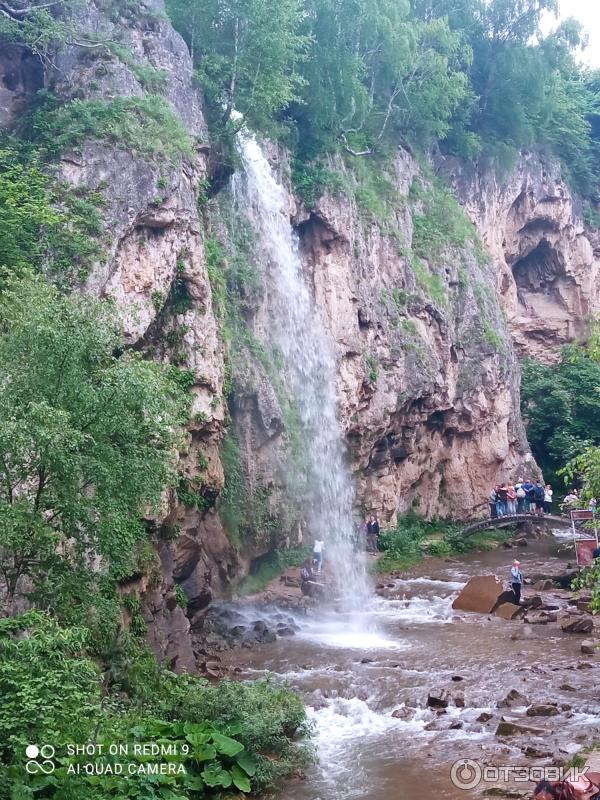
[231,127,370,611]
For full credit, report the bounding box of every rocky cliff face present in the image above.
[3,0,597,670]
[441,154,600,362]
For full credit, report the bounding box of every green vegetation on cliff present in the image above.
[167,0,600,197]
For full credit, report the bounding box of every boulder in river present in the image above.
[495,602,524,620]
[477,712,493,722]
[526,704,559,717]
[497,689,528,708]
[427,688,450,708]
[495,719,545,737]
[452,575,506,614]
[559,613,594,634]
[581,639,596,655]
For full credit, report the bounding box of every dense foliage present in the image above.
[521,346,600,490]
[376,512,508,572]
[166,0,600,196]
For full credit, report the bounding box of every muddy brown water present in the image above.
[224,533,600,800]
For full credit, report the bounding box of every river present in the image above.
[224,533,600,800]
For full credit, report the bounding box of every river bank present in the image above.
[214,528,599,800]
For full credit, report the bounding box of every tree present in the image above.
[521,345,600,492]
[165,0,310,129]
[0,278,188,614]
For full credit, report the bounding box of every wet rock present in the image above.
[559,613,594,634]
[526,704,559,717]
[495,720,545,737]
[391,707,413,720]
[449,720,464,730]
[453,690,466,708]
[577,661,594,669]
[427,688,450,708]
[276,625,296,637]
[477,712,494,722]
[524,595,543,609]
[559,683,576,692]
[495,602,524,620]
[497,689,528,708]
[451,675,464,682]
[577,596,592,613]
[452,575,506,614]
[512,537,529,546]
[360,657,375,664]
[424,719,446,732]
[523,745,552,758]
[581,639,596,655]
[534,579,555,591]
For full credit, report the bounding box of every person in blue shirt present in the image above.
[510,559,523,604]
[522,480,534,513]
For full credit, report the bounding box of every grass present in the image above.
[375,512,511,573]
[29,93,194,162]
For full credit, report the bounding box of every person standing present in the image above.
[507,485,517,516]
[496,484,508,518]
[510,559,523,605]
[313,539,324,574]
[369,515,380,553]
[534,482,545,516]
[543,484,553,515]
[515,481,526,514]
[489,486,498,519]
[522,479,533,513]
[526,481,537,514]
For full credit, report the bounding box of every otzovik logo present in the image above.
[25,744,56,774]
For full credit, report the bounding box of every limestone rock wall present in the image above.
[440,154,600,362]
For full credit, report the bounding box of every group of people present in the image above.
[488,479,553,519]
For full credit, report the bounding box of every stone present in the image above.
[477,712,493,722]
[526,704,559,717]
[560,614,594,634]
[523,745,552,758]
[497,689,528,708]
[559,684,576,692]
[361,657,375,664]
[453,691,466,708]
[495,720,545,737]
[534,580,555,591]
[577,661,594,669]
[427,688,450,708]
[451,675,464,682]
[495,602,525,620]
[391,707,413,720]
[581,640,596,655]
[452,575,506,614]
[449,721,464,730]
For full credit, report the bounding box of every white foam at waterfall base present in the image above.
[231,125,371,615]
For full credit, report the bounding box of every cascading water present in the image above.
[231,126,370,616]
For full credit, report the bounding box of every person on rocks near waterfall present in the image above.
[313,538,324,574]
[510,559,523,605]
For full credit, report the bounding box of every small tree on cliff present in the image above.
[0,277,188,615]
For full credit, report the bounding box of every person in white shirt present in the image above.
[313,539,324,574]
[543,485,553,515]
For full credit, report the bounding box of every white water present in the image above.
[231,127,370,612]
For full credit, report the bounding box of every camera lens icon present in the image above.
[25,744,56,774]
[451,758,482,790]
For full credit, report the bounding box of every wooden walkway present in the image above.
[461,513,573,537]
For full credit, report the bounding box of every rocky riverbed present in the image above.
[212,529,599,800]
